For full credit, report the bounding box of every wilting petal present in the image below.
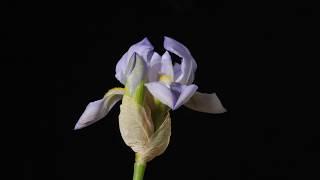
[163,36,197,84]
[116,38,154,84]
[145,82,175,109]
[74,88,125,130]
[184,92,227,114]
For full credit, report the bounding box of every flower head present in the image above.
[74,37,226,164]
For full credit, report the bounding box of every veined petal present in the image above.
[115,38,154,84]
[74,88,125,130]
[163,36,197,85]
[173,84,198,110]
[184,92,227,114]
[145,82,176,109]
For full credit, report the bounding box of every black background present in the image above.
[3,0,317,179]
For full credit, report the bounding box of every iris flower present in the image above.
[74,37,226,180]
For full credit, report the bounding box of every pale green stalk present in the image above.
[133,153,147,180]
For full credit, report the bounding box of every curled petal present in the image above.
[164,36,197,84]
[184,92,227,114]
[116,38,154,84]
[74,88,125,130]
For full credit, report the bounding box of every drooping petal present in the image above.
[184,92,227,114]
[145,82,198,110]
[74,88,125,130]
[145,82,175,109]
[163,36,197,84]
[172,84,198,110]
[115,38,154,84]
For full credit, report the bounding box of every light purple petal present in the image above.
[173,63,182,81]
[124,52,136,76]
[115,38,154,84]
[148,52,161,82]
[146,82,198,110]
[145,82,176,109]
[150,52,161,67]
[184,92,227,114]
[115,52,128,83]
[163,36,197,85]
[126,53,147,95]
[173,84,198,110]
[128,37,154,63]
[74,99,105,130]
[74,89,125,130]
[160,51,174,78]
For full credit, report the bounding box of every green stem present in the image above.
[133,154,146,180]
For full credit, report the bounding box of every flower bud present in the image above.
[119,53,171,162]
[125,53,146,105]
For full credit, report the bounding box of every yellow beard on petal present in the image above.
[159,74,173,85]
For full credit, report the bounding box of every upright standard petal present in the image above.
[163,36,197,85]
[148,52,162,82]
[115,38,154,84]
[125,53,147,97]
[184,92,227,114]
[74,88,125,130]
[160,51,174,80]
